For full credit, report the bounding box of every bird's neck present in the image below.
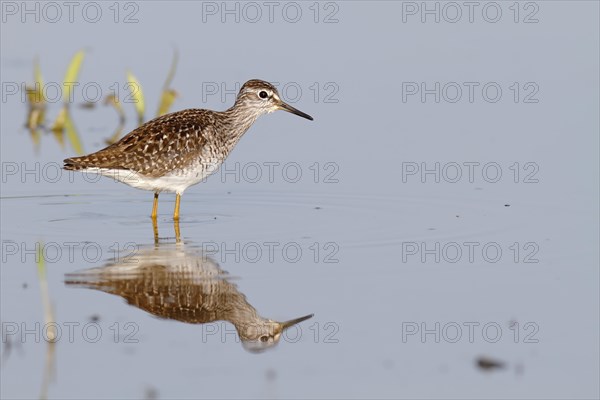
[218,295,266,338]
[221,101,262,142]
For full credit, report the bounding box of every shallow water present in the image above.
[1,2,599,399]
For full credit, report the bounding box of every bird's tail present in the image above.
[63,156,91,171]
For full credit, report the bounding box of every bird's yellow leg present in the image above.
[174,219,181,244]
[152,216,159,245]
[151,193,159,220]
[173,193,181,221]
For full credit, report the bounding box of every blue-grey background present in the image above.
[1,1,598,399]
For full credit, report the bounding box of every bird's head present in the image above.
[239,313,314,353]
[235,79,313,121]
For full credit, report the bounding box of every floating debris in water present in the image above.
[79,101,96,109]
[476,356,506,371]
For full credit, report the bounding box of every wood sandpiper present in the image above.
[63,79,313,220]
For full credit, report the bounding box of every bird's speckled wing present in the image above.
[64,109,217,178]
[66,263,253,325]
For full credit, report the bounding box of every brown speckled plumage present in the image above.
[65,109,215,178]
[68,257,259,327]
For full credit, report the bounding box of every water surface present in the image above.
[1,2,598,399]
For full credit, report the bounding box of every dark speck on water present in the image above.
[265,369,277,381]
[79,101,96,110]
[144,386,159,400]
[515,363,525,376]
[476,356,506,371]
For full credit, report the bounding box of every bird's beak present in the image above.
[278,102,313,121]
[280,314,314,330]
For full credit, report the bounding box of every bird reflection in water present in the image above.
[64,223,313,353]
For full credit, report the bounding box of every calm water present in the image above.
[1,2,599,399]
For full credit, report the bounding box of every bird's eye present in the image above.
[260,335,269,342]
[259,91,269,99]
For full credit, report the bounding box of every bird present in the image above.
[65,242,314,353]
[63,79,313,220]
